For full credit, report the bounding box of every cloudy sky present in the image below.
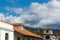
[0,0,60,29]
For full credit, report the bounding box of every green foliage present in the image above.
[37,29,43,35]
[54,32,60,36]
[25,27,43,35]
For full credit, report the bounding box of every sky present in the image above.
[0,0,60,29]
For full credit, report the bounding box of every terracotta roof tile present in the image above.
[13,27,43,38]
[12,23,24,26]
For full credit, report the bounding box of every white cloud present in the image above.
[6,15,22,23]
[5,7,23,14]
[25,0,60,28]
[40,19,56,25]
[0,13,6,21]
[0,13,22,24]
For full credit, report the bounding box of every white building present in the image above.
[0,20,43,40]
[43,27,58,40]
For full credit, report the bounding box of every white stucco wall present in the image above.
[43,29,57,40]
[44,35,57,40]
[50,35,56,40]
[0,29,14,40]
[14,32,23,40]
[0,21,14,40]
[14,31,41,40]
[0,22,13,31]
[0,30,1,40]
[43,30,53,34]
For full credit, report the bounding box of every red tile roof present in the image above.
[11,23,24,26]
[13,27,43,38]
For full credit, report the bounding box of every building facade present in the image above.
[43,27,58,40]
[0,20,43,40]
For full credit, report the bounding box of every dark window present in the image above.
[59,39,60,40]
[28,38,30,40]
[46,35,50,39]
[32,39,34,40]
[46,30,49,33]
[5,33,8,40]
[17,37,20,40]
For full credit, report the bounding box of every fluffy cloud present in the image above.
[6,15,22,23]
[21,0,60,28]
[0,13,6,21]
[29,0,60,28]
[5,7,23,14]
[1,0,60,29]
[0,13,22,23]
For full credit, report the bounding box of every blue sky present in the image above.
[0,0,60,29]
[0,0,50,7]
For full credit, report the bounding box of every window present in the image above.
[5,33,8,40]
[46,30,49,33]
[17,37,20,40]
[59,39,60,40]
[32,38,34,40]
[46,35,50,39]
[28,38,29,40]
